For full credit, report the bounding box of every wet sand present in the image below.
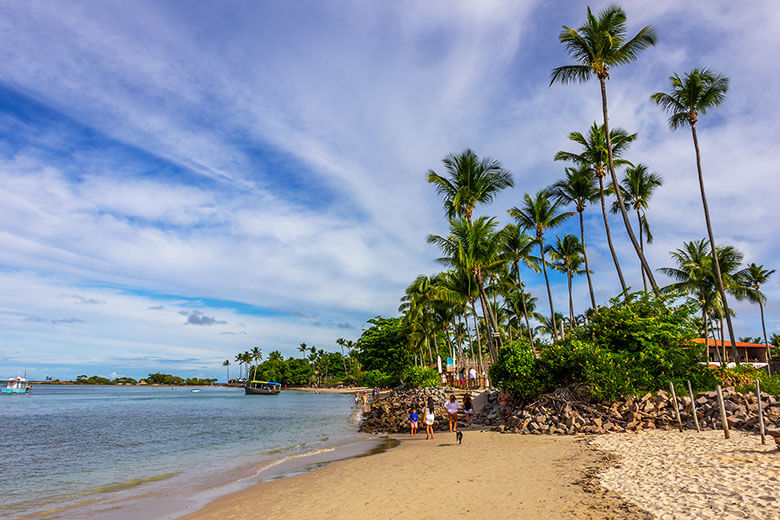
[182,430,645,520]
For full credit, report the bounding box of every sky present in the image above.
[1,1,779,381]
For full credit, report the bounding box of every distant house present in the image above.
[694,338,772,368]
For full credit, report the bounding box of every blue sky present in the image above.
[1,1,779,381]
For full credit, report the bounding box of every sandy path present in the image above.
[183,430,638,520]
[592,430,780,520]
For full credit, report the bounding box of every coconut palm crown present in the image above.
[427,149,514,223]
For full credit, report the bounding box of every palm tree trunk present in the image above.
[470,300,484,374]
[462,309,474,356]
[567,270,574,322]
[719,317,727,363]
[759,299,771,375]
[519,286,535,348]
[477,284,497,363]
[598,174,627,292]
[599,75,660,295]
[690,122,739,363]
[538,238,559,340]
[638,209,647,292]
[579,210,597,310]
[703,308,709,363]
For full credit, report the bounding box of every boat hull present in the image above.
[244,385,280,395]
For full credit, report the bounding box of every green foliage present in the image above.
[185,377,217,385]
[401,366,440,388]
[146,373,186,385]
[355,316,413,379]
[714,365,780,396]
[112,377,138,385]
[489,341,550,400]
[74,375,112,384]
[360,369,396,388]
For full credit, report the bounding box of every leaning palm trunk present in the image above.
[477,285,497,363]
[637,209,648,292]
[599,76,660,294]
[597,174,627,292]
[579,210,597,309]
[538,239,559,340]
[567,269,574,322]
[519,286,535,348]
[462,310,474,356]
[690,122,739,363]
[470,300,484,374]
[703,307,710,363]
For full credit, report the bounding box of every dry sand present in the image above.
[592,430,780,520]
[183,430,645,520]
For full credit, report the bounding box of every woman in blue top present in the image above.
[409,408,418,437]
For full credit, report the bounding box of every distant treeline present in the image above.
[71,373,218,385]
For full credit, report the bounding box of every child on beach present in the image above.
[424,397,435,440]
[409,408,418,437]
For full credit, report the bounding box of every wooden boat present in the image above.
[244,380,281,395]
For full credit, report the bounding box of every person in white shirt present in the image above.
[468,367,477,388]
[445,394,460,432]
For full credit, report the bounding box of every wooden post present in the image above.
[716,385,730,439]
[669,382,683,432]
[687,380,701,433]
[756,379,766,445]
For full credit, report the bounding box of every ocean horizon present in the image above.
[1,385,379,519]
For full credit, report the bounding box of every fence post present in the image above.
[686,380,701,433]
[756,379,766,445]
[669,382,683,432]
[716,384,730,439]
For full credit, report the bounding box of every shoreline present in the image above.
[181,429,643,520]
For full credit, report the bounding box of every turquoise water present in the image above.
[0,386,368,519]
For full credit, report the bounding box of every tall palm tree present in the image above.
[501,224,541,346]
[298,343,308,359]
[509,190,573,340]
[399,274,440,364]
[609,164,663,291]
[651,67,738,361]
[551,4,659,293]
[428,217,507,362]
[427,149,514,224]
[741,263,776,373]
[222,359,230,382]
[551,165,600,308]
[547,234,586,323]
[555,123,636,292]
[234,353,244,380]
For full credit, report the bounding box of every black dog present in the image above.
[456,430,463,444]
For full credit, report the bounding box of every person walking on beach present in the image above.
[468,367,477,389]
[445,394,460,432]
[424,397,436,440]
[361,392,369,413]
[354,391,360,408]
[462,393,473,427]
[409,407,419,437]
[498,388,512,423]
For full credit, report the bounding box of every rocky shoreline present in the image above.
[360,385,780,438]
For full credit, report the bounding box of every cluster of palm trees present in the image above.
[225,346,263,381]
[396,5,774,370]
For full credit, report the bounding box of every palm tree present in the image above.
[428,217,507,362]
[660,239,752,362]
[222,359,230,382]
[535,312,566,340]
[555,123,636,292]
[399,274,439,364]
[234,353,244,380]
[501,224,541,346]
[551,165,600,308]
[298,343,308,359]
[551,5,659,293]
[651,67,738,361]
[609,164,663,291]
[547,234,586,323]
[336,338,350,379]
[741,263,776,373]
[437,269,484,371]
[509,190,573,340]
[427,149,514,224]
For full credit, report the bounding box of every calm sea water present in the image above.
[0,385,370,519]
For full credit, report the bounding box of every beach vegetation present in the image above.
[489,340,550,400]
[400,366,440,388]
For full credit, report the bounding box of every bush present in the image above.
[489,341,550,400]
[360,369,396,388]
[715,365,780,396]
[401,366,440,387]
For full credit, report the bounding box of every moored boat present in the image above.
[244,380,281,395]
[2,377,31,394]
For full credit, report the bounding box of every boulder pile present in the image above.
[359,386,457,434]
[476,385,780,435]
[360,384,780,436]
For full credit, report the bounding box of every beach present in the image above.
[183,430,646,520]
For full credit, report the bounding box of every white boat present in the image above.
[2,377,31,394]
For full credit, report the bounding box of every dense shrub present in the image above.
[489,341,550,400]
[400,366,440,387]
[715,365,780,395]
[360,369,396,388]
[534,292,716,400]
